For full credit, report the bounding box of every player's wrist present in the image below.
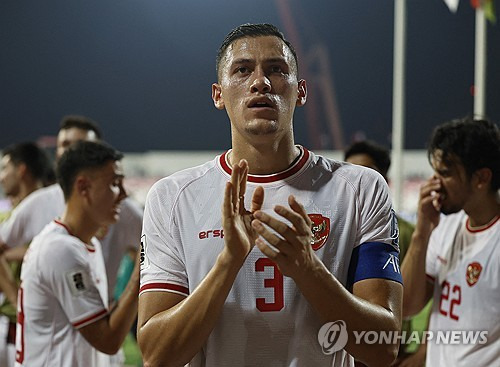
[217,249,246,271]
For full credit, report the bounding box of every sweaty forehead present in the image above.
[222,36,296,70]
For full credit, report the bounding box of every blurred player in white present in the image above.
[0,143,53,367]
[402,118,499,366]
[16,141,139,367]
[138,23,403,367]
[0,115,142,300]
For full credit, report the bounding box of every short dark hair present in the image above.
[59,115,103,139]
[2,142,54,185]
[57,140,123,200]
[344,140,391,178]
[216,23,298,80]
[428,117,500,191]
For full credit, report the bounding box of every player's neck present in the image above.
[60,205,100,244]
[229,140,300,175]
[465,194,500,228]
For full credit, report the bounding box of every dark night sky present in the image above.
[1,0,499,152]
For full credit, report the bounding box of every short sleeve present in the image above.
[0,185,63,248]
[139,180,189,297]
[0,195,37,247]
[348,168,402,286]
[41,240,107,329]
[357,170,398,249]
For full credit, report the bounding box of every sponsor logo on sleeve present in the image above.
[140,234,150,271]
[66,270,90,296]
[390,209,399,247]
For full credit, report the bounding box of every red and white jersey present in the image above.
[0,183,142,297]
[15,221,110,367]
[426,211,500,367]
[140,147,400,367]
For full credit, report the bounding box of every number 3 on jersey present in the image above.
[255,258,284,312]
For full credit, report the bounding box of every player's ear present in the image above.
[16,163,27,178]
[212,83,225,110]
[296,79,307,107]
[75,175,91,198]
[473,167,492,190]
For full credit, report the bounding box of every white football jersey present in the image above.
[0,183,142,296]
[425,211,500,367]
[140,147,401,367]
[15,221,110,367]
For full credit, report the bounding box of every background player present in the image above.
[0,115,142,300]
[138,23,403,367]
[0,142,53,209]
[16,140,140,367]
[0,142,53,367]
[401,117,499,366]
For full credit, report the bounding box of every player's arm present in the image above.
[138,160,262,367]
[253,196,402,367]
[0,254,17,305]
[3,245,28,262]
[138,250,244,367]
[78,249,140,354]
[401,177,441,317]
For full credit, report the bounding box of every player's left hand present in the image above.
[251,195,319,279]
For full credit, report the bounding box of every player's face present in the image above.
[430,150,472,215]
[87,160,127,226]
[0,155,21,198]
[56,127,98,160]
[212,36,306,143]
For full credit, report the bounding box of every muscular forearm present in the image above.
[139,252,242,367]
[295,261,402,367]
[401,230,432,317]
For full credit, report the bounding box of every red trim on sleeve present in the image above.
[72,309,108,329]
[219,146,310,183]
[426,274,435,283]
[139,283,189,296]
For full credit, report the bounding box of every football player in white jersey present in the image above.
[0,143,53,367]
[16,141,140,367]
[0,115,142,298]
[138,23,403,367]
[401,118,500,366]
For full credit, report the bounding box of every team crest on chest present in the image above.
[308,214,330,251]
[466,262,482,287]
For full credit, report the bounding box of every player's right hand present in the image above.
[415,176,441,236]
[221,160,263,264]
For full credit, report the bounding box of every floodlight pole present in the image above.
[474,6,487,118]
[392,0,406,212]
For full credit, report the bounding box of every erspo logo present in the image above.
[317,320,348,355]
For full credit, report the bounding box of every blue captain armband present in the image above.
[347,242,403,290]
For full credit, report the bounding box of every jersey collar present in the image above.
[54,220,96,253]
[219,146,310,183]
